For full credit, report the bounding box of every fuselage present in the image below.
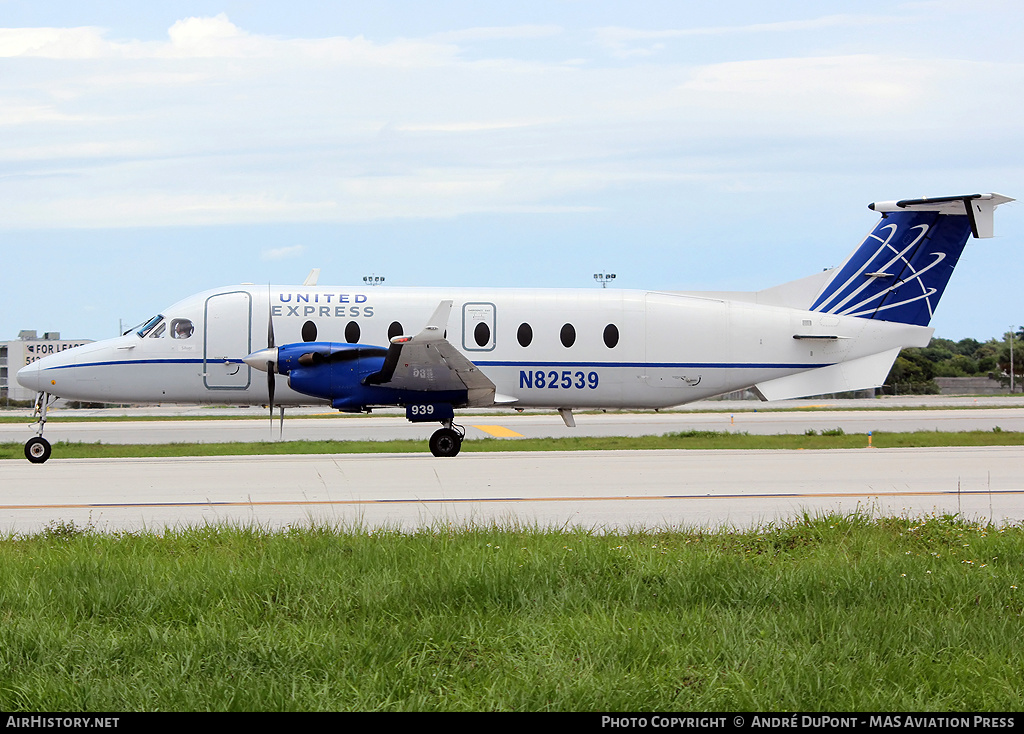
[17,284,930,409]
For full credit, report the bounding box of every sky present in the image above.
[1,0,1021,342]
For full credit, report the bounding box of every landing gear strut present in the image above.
[429,422,464,457]
[25,392,53,464]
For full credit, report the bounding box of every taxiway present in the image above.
[2,446,1021,534]
[3,401,1024,445]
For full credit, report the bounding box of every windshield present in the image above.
[127,314,164,338]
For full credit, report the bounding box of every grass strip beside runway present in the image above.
[0,514,1021,711]
[1,429,1023,459]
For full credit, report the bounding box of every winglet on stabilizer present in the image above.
[419,300,453,339]
[869,193,1013,239]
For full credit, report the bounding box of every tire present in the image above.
[25,437,52,464]
[429,428,462,457]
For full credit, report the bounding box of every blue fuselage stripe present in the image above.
[41,358,221,370]
[476,361,829,369]
[41,358,830,371]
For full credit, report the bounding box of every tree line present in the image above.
[883,328,1024,395]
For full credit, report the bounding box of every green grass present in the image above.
[0,514,1022,711]
[2,429,1023,459]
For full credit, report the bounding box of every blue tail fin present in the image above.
[811,194,1012,326]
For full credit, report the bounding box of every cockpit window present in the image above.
[171,319,194,339]
[133,314,164,338]
[149,322,166,338]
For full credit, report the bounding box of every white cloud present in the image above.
[593,14,894,57]
[0,12,1020,229]
[393,118,558,133]
[431,25,563,42]
[0,14,458,65]
[261,244,307,261]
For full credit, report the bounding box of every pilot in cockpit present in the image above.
[172,319,194,339]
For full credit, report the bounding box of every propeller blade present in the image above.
[267,363,275,408]
[267,284,276,437]
[268,291,276,349]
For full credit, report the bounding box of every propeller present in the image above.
[241,285,283,439]
[266,284,276,431]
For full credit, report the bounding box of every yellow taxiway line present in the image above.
[471,425,525,438]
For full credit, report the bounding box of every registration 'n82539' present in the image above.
[519,370,599,390]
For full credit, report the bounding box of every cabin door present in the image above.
[203,291,252,390]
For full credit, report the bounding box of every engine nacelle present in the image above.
[274,341,469,413]
[277,342,388,410]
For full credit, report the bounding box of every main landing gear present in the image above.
[25,392,54,464]
[406,403,464,457]
[429,422,465,457]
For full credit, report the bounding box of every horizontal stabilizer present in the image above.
[869,193,1013,239]
[752,347,901,402]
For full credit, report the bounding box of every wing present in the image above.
[364,300,499,407]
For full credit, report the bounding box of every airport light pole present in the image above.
[594,272,616,288]
[363,274,386,286]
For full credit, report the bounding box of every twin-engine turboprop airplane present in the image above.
[16,193,1013,463]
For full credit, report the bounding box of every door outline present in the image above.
[462,302,497,352]
[203,291,252,390]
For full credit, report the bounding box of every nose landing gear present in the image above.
[25,436,51,464]
[25,392,54,464]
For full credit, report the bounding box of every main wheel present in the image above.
[429,428,462,457]
[25,437,51,464]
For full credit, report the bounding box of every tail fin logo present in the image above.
[810,210,972,327]
[843,251,944,320]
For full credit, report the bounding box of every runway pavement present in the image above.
[3,401,1024,446]
[2,446,1021,535]
[3,397,1022,534]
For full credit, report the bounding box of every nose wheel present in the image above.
[25,392,54,463]
[25,436,52,464]
[429,423,464,457]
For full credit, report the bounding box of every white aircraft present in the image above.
[16,193,1013,463]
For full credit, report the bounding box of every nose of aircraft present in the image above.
[16,361,44,392]
[14,340,111,398]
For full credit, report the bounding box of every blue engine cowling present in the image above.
[277,342,386,411]
[275,342,466,413]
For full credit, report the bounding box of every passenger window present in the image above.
[388,321,404,340]
[302,321,317,342]
[474,322,491,348]
[345,321,361,344]
[171,319,194,339]
[603,324,619,348]
[517,323,533,348]
[560,323,576,348]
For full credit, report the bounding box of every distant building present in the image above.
[1,331,93,402]
[933,376,1008,395]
